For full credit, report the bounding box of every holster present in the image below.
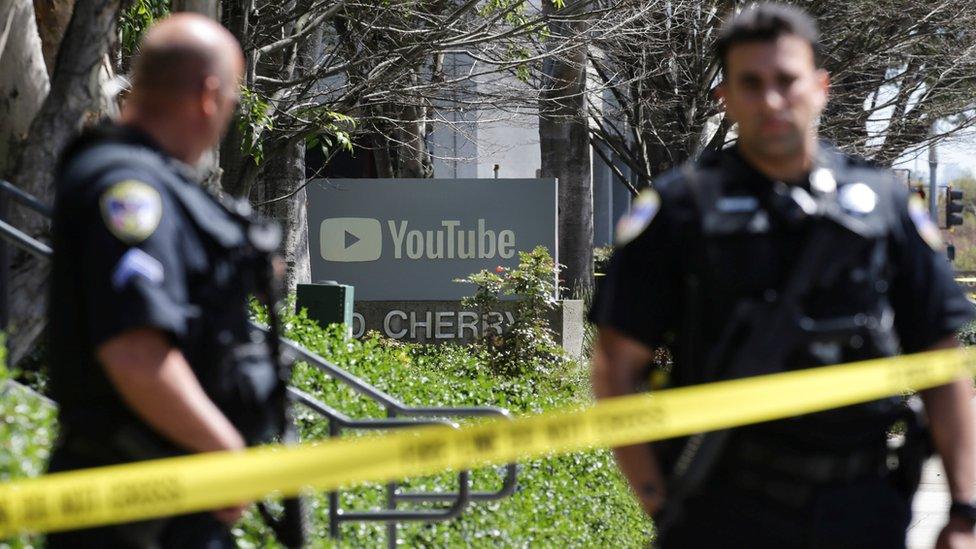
[211,340,282,446]
[888,399,932,499]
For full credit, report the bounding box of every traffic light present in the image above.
[945,186,965,228]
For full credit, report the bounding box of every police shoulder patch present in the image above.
[99,180,163,244]
[615,188,660,245]
[907,194,943,250]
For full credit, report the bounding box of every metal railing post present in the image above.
[386,408,398,549]
[329,418,341,540]
[0,191,8,332]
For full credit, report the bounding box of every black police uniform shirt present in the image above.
[589,143,974,453]
[49,124,276,463]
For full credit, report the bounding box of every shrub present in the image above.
[593,245,614,275]
[457,246,568,376]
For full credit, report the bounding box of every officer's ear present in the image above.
[814,68,830,110]
[714,82,733,122]
[200,75,221,117]
[713,82,727,108]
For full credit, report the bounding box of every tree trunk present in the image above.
[171,0,218,19]
[6,0,121,365]
[373,130,394,178]
[219,0,260,198]
[255,139,309,293]
[249,2,316,292]
[172,0,222,192]
[32,0,76,78]
[396,102,429,178]
[0,0,49,177]
[0,0,49,360]
[539,1,593,295]
[395,71,432,178]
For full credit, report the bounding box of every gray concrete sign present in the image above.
[350,300,585,358]
[306,178,558,300]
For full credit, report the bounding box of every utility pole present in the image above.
[928,142,939,221]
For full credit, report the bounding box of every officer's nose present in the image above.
[762,86,787,112]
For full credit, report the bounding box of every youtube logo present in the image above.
[320,218,382,262]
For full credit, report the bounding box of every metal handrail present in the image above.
[0,182,519,548]
[288,387,472,525]
[277,330,519,488]
[0,179,53,217]
[273,331,518,547]
[0,218,51,258]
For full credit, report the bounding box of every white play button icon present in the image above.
[320,218,382,262]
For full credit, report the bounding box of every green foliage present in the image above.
[457,246,568,376]
[594,245,614,275]
[237,88,275,165]
[118,0,171,60]
[303,110,356,168]
[478,0,531,27]
[0,334,57,548]
[232,309,651,547]
[475,0,548,81]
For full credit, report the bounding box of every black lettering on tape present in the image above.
[648,404,666,425]
[889,360,935,391]
[470,432,496,455]
[109,477,182,510]
[23,493,48,522]
[598,409,646,432]
[60,488,98,516]
[545,419,580,443]
[402,438,447,465]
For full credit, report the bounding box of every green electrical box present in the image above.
[295,281,355,335]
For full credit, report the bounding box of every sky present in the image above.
[894,135,976,186]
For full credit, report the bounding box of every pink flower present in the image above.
[495,266,506,273]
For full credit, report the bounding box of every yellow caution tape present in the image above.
[1,347,973,536]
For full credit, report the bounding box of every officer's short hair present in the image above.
[132,45,225,95]
[714,3,822,74]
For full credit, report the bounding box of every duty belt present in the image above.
[723,435,892,508]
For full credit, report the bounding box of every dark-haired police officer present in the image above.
[590,4,976,548]
[46,14,281,548]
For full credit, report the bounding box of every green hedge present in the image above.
[1,337,57,549]
[234,311,652,547]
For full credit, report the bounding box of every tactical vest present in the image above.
[61,142,283,450]
[670,149,904,451]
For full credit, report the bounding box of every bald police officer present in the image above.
[47,14,281,548]
[590,4,976,548]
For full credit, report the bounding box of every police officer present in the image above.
[46,14,281,548]
[590,4,976,548]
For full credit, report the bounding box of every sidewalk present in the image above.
[907,458,950,549]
